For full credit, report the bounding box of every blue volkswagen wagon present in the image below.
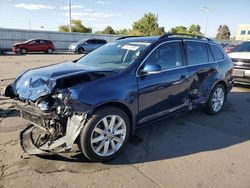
[3,34,234,162]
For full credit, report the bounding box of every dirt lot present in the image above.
[0,54,250,188]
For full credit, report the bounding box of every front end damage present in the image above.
[5,87,89,155]
[2,64,113,155]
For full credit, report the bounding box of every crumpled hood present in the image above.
[12,61,113,101]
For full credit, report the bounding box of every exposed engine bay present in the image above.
[3,66,114,155]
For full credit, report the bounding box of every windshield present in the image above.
[77,39,86,44]
[234,42,250,52]
[77,41,152,70]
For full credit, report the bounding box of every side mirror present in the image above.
[139,64,162,76]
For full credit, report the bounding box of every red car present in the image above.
[12,39,55,54]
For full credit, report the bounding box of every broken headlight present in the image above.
[52,89,70,100]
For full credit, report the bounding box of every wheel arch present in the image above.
[213,80,228,94]
[91,102,135,137]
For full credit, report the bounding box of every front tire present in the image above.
[78,107,130,162]
[20,48,27,54]
[204,84,226,115]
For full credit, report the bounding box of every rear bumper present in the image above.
[233,68,250,85]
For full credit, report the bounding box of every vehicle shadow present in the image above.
[37,89,250,165]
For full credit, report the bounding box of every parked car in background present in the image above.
[12,39,55,54]
[0,48,7,55]
[68,38,107,53]
[228,41,250,85]
[224,44,238,53]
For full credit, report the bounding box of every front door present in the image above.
[137,41,189,124]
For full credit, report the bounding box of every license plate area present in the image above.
[21,111,46,127]
[233,69,245,77]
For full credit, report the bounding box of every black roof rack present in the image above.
[116,36,142,40]
[159,33,212,41]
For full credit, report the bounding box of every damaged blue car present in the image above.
[3,34,234,162]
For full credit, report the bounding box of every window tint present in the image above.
[248,30,250,35]
[86,40,94,44]
[100,40,107,44]
[209,44,224,61]
[144,42,183,70]
[40,40,48,44]
[186,41,208,65]
[28,40,36,44]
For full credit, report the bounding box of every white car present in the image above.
[228,41,250,85]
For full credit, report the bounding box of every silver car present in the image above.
[69,38,107,53]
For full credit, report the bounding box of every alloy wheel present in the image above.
[211,87,225,112]
[90,115,126,157]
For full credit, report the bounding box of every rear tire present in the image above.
[204,84,226,115]
[77,47,84,54]
[78,107,130,162]
[46,48,53,54]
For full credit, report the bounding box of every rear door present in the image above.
[184,40,218,102]
[85,39,96,52]
[39,40,49,51]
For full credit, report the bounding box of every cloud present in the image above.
[59,5,84,10]
[14,3,54,10]
[65,10,117,22]
[95,0,110,4]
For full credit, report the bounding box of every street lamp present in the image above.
[69,0,72,32]
[202,6,215,36]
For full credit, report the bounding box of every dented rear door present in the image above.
[184,40,218,104]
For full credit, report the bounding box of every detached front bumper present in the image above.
[13,100,53,128]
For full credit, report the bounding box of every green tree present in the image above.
[216,25,231,40]
[189,24,202,35]
[102,26,116,34]
[58,19,92,33]
[116,28,129,35]
[170,26,189,34]
[131,12,165,36]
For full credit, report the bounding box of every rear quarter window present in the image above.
[209,44,224,61]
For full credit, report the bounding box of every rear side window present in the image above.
[209,44,224,61]
[40,40,48,44]
[186,41,208,65]
[100,40,107,44]
[86,40,94,44]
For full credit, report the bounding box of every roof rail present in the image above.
[159,33,212,41]
[116,36,142,40]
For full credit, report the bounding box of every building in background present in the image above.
[235,24,250,41]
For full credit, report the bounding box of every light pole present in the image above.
[202,6,215,36]
[69,0,72,32]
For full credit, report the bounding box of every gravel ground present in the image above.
[0,54,250,188]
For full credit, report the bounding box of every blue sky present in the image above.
[0,0,249,37]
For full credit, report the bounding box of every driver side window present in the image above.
[144,42,183,70]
